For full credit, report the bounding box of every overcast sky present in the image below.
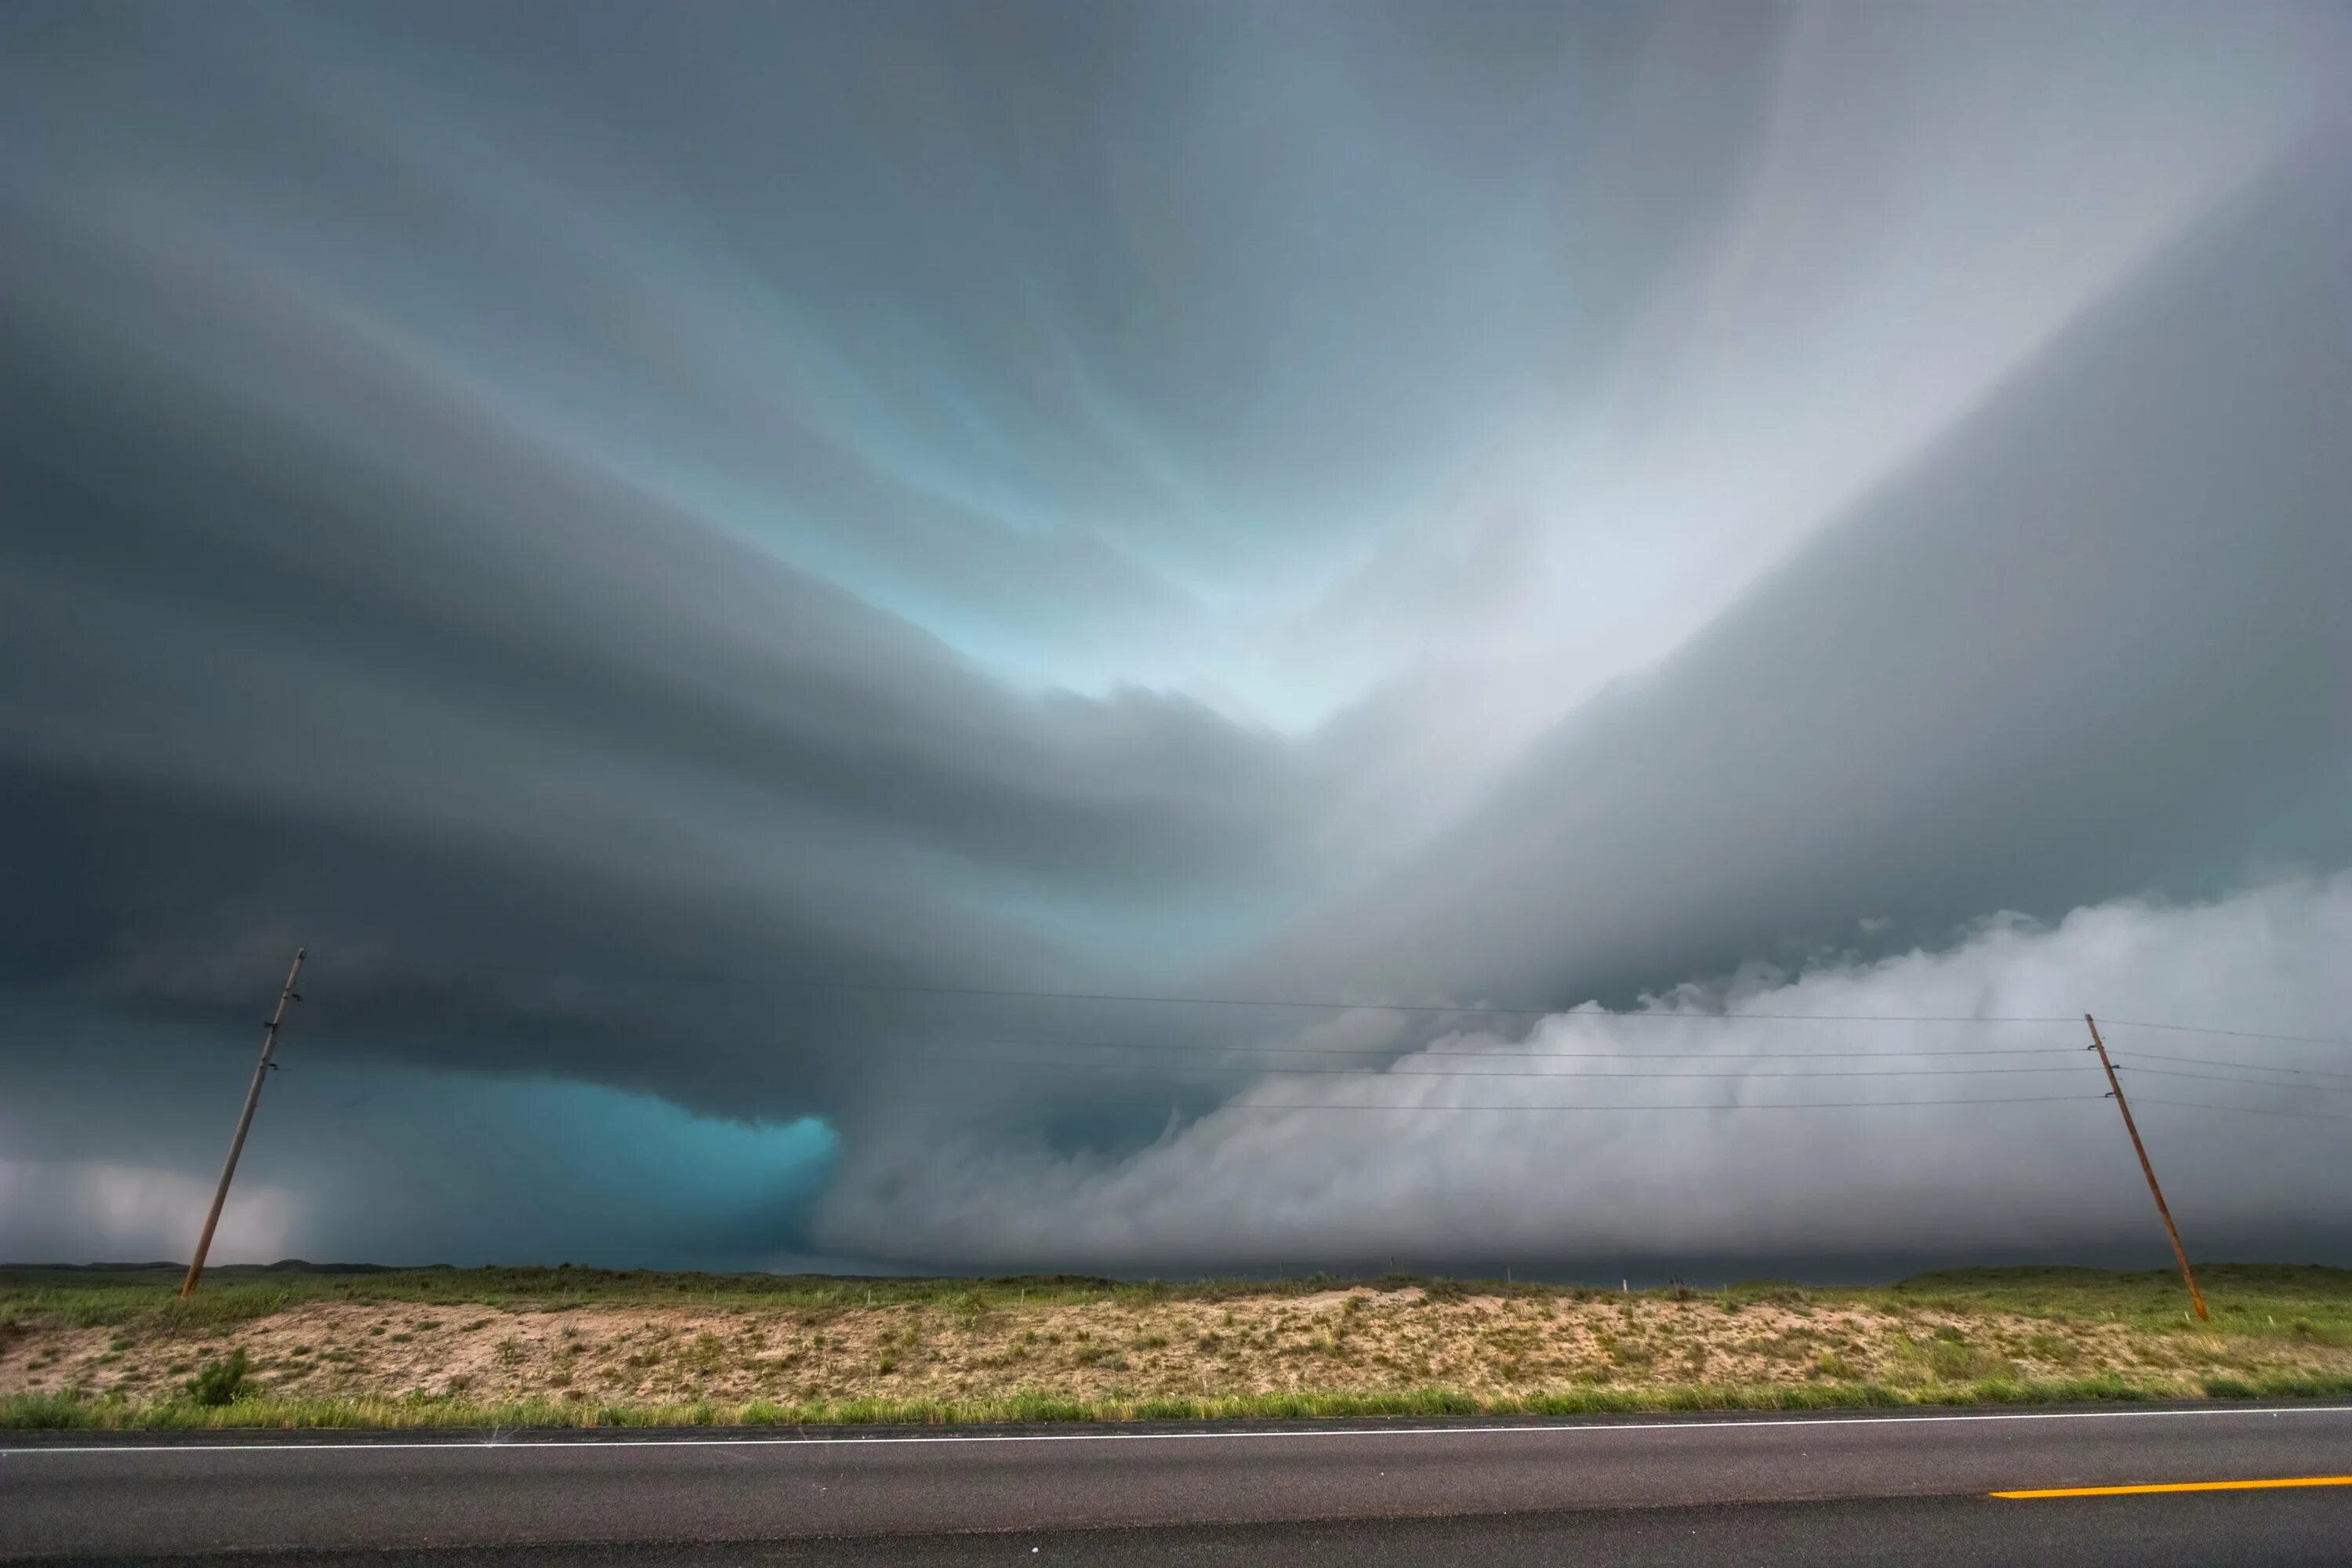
[3,0,2348,1277]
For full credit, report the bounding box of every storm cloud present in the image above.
[815,875,2352,1275]
[2,1,2347,1272]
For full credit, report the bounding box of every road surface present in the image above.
[5,1402,2350,1563]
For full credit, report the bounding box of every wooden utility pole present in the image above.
[2085,1013,2208,1322]
[180,948,306,1298]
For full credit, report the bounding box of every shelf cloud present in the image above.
[813,874,2352,1273]
[2,1,2347,1272]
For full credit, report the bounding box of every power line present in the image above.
[2093,1018,2352,1050]
[789,976,2086,1024]
[1017,1092,2114,1114]
[2116,1050,2352,1080]
[852,1080,2343,1118]
[2132,1096,2352,1123]
[452,967,2347,1049]
[2118,1065,2352,1095]
[857,1046,2100,1083]
[904,1033,2081,1062]
[789,978,2349,1048]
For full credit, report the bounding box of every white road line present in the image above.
[4,1403,2348,1457]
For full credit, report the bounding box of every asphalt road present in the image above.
[5,1403,2350,1564]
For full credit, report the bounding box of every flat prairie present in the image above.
[5,1263,2348,1428]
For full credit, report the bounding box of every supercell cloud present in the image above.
[1,1,2347,1272]
[815,876,2352,1275]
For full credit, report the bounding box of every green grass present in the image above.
[11,1371,2352,1432]
[1881,1264,2352,1330]
[0,1262,1418,1331]
[16,1261,2347,1328]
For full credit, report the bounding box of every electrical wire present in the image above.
[2114,1050,2352,1080]
[1001,1092,2114,1114]
[2093,1018,2352,1049]
[788,976,2085,1022]
[885,1033,2081,1062]
[785,979,2350,1050]
[2118,1065,2352,1094]
[857,1046,2101,1082]
[449,967,2347,1049]
[2132,1096,2352,1123]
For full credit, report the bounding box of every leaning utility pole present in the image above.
[180,948,306,1298]
[2085,1013,2208,1322]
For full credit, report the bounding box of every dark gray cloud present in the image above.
[0,239,1313,1127]
[2,0,2347,1272]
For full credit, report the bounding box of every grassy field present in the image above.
[5,1261,2350,1430]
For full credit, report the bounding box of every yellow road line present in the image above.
[1994,1476,2352,1499]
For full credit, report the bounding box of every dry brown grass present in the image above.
[9,1283,2348,1414]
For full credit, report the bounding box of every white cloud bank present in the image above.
[0,1160,297,1266]
[815,873,2352,1272]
